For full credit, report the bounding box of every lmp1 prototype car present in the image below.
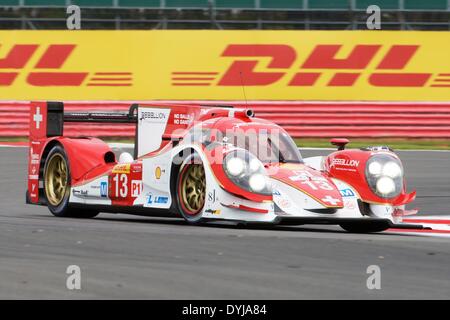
[27,101,423,233]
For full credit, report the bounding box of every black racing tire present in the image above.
[175,155,206,224]
[43,145,98,218]
[339,221,389,233]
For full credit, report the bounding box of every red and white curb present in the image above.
[387,216,450,238]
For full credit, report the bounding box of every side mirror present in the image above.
[330,138,350,151]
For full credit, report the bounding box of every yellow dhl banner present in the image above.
[0,30,449,101]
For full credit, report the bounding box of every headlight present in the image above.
[365,154,403,199]
[223,149,272,195]
[382,161,402,178]
[226,157,245,176]
[376,177,396,195]
[249,158,261,173]
[368,161,382,175]
[249,173,267,192]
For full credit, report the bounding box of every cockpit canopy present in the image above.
[184,118,303,164]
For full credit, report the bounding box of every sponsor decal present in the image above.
[174,113,193,125]
[278,198,291,209]
[340,188,355,197]
[100,181,108,197]
[140,111,167,122]
[147,193,168,205]
[0,43,132,88]
[29,182,38,198]
[139,108,170,124]
[30,151,40,164]
[273,189,291,209]
[132,163,142,173]
[330,158,360,172]
[29,164,39,180]
[112,163,130,174]
[331,158,360,168]
[29,164,39,179]
[155,166,165,180]
[205,209,221,215]
[344,200,356,210]
[1,32,449,101]
[131,180,142,197]
[173,43,448,90]
[72,189,88,196]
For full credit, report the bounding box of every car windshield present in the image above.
[184,124,303,163]
[221,128,303,164]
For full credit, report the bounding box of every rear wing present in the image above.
[29,101,138,140]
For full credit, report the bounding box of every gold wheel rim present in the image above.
[45,153,68,206]
[181,164,206,214]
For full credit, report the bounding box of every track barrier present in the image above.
[1,100,450,138]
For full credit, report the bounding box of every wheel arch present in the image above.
[36,139,64,204]
[39,139,63,182]
[40,137,113,185]
[169,147,197,213]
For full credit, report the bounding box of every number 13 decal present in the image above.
[113,173,128,198]
[301,180,334,191]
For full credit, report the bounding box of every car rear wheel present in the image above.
[44,145,98,218]
[176,157,206,224]
[339,221,389,233]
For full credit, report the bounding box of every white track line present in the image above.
[0,144,27,148]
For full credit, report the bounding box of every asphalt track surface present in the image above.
[0,147,449,299]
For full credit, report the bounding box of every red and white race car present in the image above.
[27,101,423,233]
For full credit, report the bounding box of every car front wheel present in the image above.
[176,156,206,224]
